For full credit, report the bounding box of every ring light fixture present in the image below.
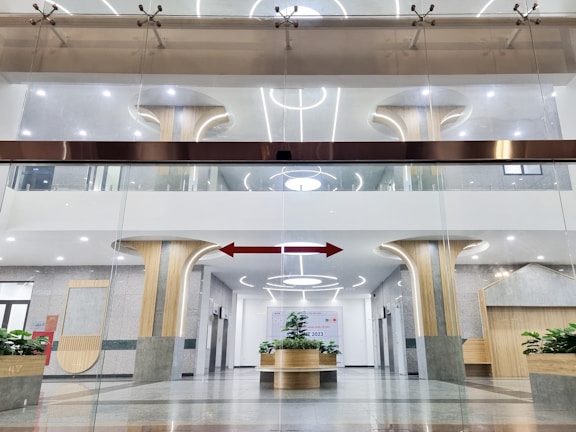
[269,87,327,111]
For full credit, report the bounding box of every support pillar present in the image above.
[121,239,219,382]
[380,239,476,381]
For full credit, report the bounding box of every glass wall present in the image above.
[2,1,576,142]
[1,160,575,429]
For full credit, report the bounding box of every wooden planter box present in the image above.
[319,353,337,366]
[260,353,275,367]
[0,356,46,412]
[274,349,320,389]
[526,353,576,410]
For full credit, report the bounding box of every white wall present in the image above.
[235,295,374,367]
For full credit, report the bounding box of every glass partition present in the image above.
[1,160,576,430]
[2,2,576,142]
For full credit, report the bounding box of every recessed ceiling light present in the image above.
[56,256,64,261]
[469,181,474,184]
[102,90,111,97]
[78,130,87,136]
[487,91,495,98]
[0,257,3,261]
[472,255,479,260]
[6,237,15,242]
[514,131,521,137]
[422,88,430,96]
[537,255,545,260]
[36,89,46,97]
[134,131,142,137]
[80,237,89,242]
[21,130,32,136]
[506,236,515,241]
[459,131,467,137]
[117,256,125,260]
[167,88,176,95]
[551,92,557,97]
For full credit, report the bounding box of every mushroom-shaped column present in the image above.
[379,239,477,381]
[120,239,219,382]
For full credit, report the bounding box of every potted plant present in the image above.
[273,311,322,368]
[0,328,49,412]
[521,323,576,409]
[319,340,341,366]
[258,340,275,366]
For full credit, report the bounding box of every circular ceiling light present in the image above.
[285,177,321,191]
[283,277,322,286]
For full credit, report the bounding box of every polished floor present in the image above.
[0,368,575,431]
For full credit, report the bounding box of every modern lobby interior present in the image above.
[2,0,576,431]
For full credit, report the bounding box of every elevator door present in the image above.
[220,318,229,370]
[208,313,219,372]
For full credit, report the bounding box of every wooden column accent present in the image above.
[438,240,475,336]
[122,241,163,337]
[122,239,219,338]
[141,106,228,142]
[384,240,477,336]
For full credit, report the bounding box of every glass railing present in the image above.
[7,163,572,192]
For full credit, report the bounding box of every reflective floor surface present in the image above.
[0,368,574,431]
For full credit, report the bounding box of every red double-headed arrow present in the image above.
[220,242,343,258]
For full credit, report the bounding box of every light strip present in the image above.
[101,0,119,16]
[333,288,342,300]
[395,0,400,18]
[270,168,337,180]
[239,276,254,287]
[440,112,463,125]
[249,0,264,18]
[260,88,273,143]
[266,287,342,292]
[299,89,304,142]
[302,291,306,301]
[269,87,327,111]
[332,0,348,18]
[352,276,366,287]
[379,243,423,337]
[266,289,276,301]
[195,113,228,142]
[197,0,202,17]
[47,1,72,15]
[243,173,252,191]
[299,255,304,275]
[268,274,338,280]
[373,112,406,142]
[354,173,364,191]
[331,87,341,142]
[476,0,495,18]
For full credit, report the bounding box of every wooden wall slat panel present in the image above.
[57,335,102,374]
[487,307,576,377]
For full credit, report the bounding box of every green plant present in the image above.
[258,340,274,354]
[319,340,342,355]
[521,323,576,355]
[281,311,309,340]
[273,338,321,350]
[0,328,49,356]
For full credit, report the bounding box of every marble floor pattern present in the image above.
[0,368,574,431]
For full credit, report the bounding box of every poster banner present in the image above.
[267,307,343,347]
